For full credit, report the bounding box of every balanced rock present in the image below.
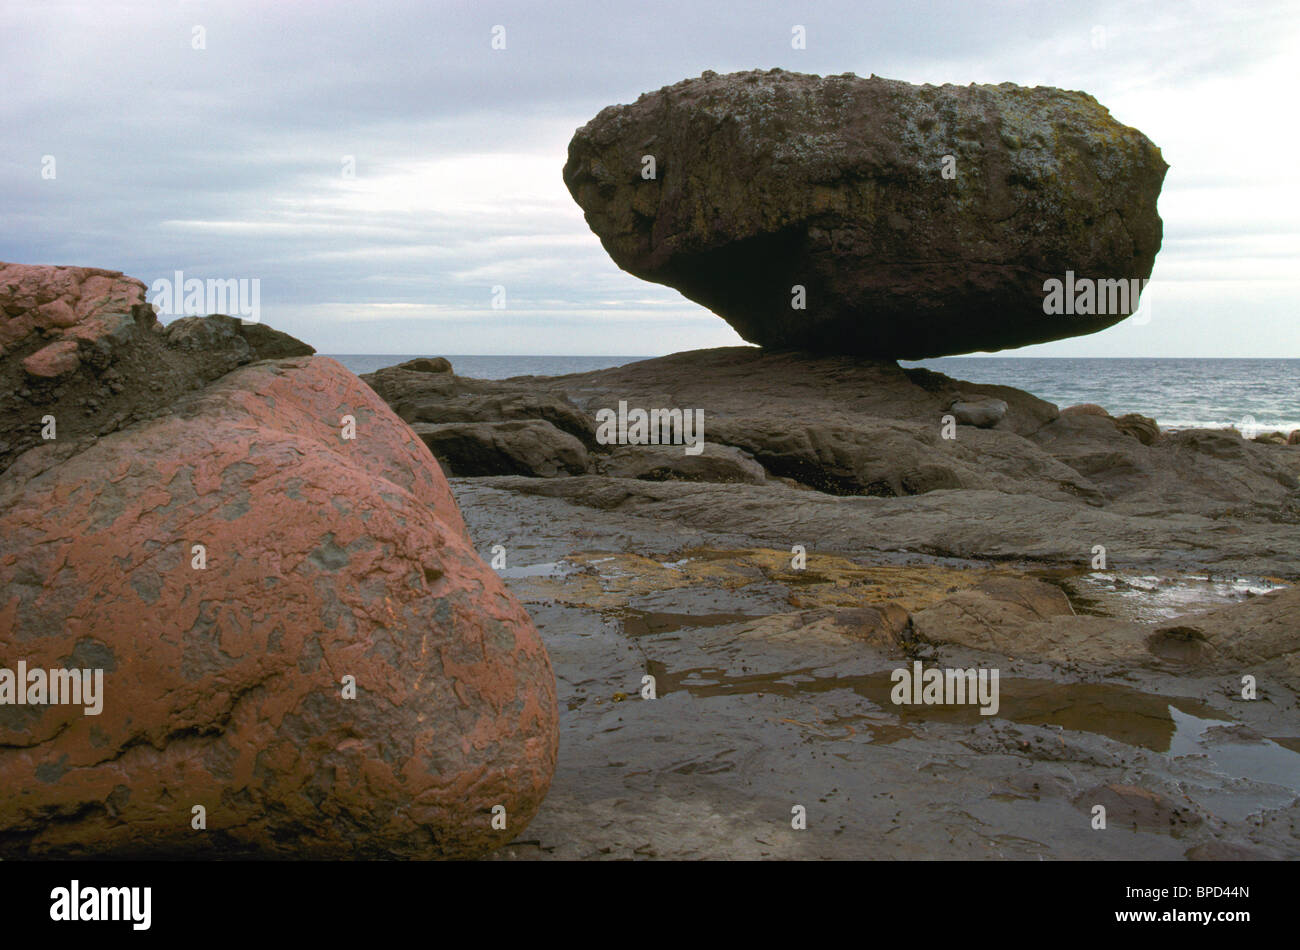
[564,69,1167,358]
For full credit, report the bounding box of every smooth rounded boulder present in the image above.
[564,69,1167,358]
[0,265,559,858]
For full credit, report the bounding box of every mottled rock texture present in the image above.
[0,262,314,474]
[564,69,1167,357]
[0,266,558,858]
[0,262,146,357]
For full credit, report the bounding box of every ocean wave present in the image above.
[1160,420,1300,434]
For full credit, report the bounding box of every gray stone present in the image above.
[411,420,590,477]
[597,442,767,484]
[397,356,453,373]
[949,397,1008,428]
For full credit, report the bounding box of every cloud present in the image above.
[3,0,1298,355]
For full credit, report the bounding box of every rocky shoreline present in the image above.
[3,266,1298,859]
[359,347,1300,859]
[3,68,1297,861]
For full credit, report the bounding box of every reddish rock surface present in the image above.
[0,261,315,475]
[21,339,81,378]
[0,262,146,356]
[0,269,558,858]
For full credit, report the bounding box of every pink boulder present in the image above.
[0,262,146,355]
[21,339,81,378]
[0,356,559,858]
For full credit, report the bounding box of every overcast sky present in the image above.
[4,0,1297,356]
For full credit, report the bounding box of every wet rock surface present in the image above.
[6,256,1297,860]
[563,69,1167,358]
[453,481,1300,860]
[358,350,1300,859]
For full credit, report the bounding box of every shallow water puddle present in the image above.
[1055,571,1287,623]
[496,559,582,580]
[1167,708,1300,794]
[1271,736,1300,755]
[646,662,1245,753]
[607,607,762,638]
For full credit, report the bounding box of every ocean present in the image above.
[325,355,1300,434]
[912,358,1299,433]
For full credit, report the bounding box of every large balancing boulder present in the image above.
[563,69,1167,358]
